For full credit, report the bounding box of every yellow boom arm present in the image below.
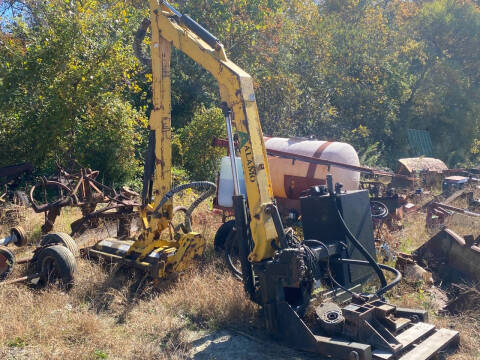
[142,0,279,262]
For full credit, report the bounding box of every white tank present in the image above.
[217,156,246,207]
[216,137,360,207]
[265,137,360,199]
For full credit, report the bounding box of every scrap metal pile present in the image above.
[0,227,78,288]
[0,164,143,289]
[28,165,140,237]
[395,228,480,314]
[0,1,469,357]
[361,157,480,247]
[0,163,33,227]
[0,163,33,195]
[364,160,480,315]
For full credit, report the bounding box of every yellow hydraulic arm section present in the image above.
[135,0,279,263]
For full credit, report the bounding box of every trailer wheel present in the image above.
[224,230,243,279]
[0,246,15,281]
[11,226,27,247]
[214,220,235,251]
[36,245,77,287]
[40,232,79,258]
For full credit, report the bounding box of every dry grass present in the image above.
[0,196,479,359]
[0,207,255,360]
[0,260,255,359]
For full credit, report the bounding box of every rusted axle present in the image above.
[0,273,40,286]
[430,202,480,217]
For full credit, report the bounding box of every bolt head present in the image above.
[348,351,359,360]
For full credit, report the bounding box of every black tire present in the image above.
[224,230,242,279]
[214,220,235,251]
[11,226,27,247]
[0,246,15,281]
[40,232,79,258]
[36,245,77,287]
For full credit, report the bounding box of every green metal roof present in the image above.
[407,129,433,157]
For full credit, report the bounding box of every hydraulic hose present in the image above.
[333,199,388,289]
[183,184,217,232]
[337,258,402,297]
[133,18,151,68]
[153,181,216,218]
[134,2,221,69]
[370,200,389,219]
[302,239,368,301]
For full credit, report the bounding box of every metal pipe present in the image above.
[327,174,334,195]
[161,1,182,18]
[266,204,287,249]
[180,15,222,50]
[161,2,221,50]
[432,202,480,217]
[225,111,241,196]
[0,273,40,286]
[17,256,34,265]
[233,195,255,300]
[269,149,414,180]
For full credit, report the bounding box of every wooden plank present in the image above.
[372,349,393,359]
[395,307,428,322]
[396,322,435,348]
[399,329,459,360]
[391,317,411,332]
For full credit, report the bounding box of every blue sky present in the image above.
[0,2,27,30]
[0,1,26,21]
[0,3,13,23]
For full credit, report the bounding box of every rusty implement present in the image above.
[426,202,480,229]
[29,165,140,235]
[443,283,480,314]
[0,163,33,203]
[413,228,480,283]
[0,231,78,287]
[0,162,33,209]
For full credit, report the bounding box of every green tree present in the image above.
[3,0,480,183]
[400,0,480,165]
[177,107,226,181]
[0,0,147,184]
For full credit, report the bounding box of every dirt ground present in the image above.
[189,330,321,360]
[0,200,478,360]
